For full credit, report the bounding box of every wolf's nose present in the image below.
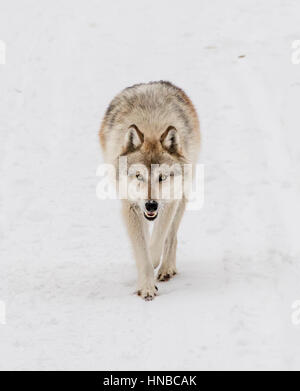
[145,200,158,212]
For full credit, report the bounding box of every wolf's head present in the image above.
[119,124,187,221]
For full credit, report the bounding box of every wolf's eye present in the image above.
[159,174,168,182]
[136,173,144,181]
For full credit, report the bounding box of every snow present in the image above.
[1,0,300,370]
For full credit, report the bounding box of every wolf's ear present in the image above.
[123,125,144,153]
[160,126,181,154]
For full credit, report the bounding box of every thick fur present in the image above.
[99,81,200,300]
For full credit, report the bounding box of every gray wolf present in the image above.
[99,81,200,300]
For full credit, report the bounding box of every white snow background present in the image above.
[1,0,300,370]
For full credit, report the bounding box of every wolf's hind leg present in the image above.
[157,199,186,281]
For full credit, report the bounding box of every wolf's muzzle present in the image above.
[144,211,158,221]
[145,200,158,212]
[144,200,158,220]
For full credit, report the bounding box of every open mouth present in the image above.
[144,211,158,221]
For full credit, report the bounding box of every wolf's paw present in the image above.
[137,284,158,301]
[157,265,177,282]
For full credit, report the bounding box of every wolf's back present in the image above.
[99,81,200,164]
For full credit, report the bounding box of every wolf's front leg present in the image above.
[157,199,186,281]
[150,201,179,269]
[122,200,157,300]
